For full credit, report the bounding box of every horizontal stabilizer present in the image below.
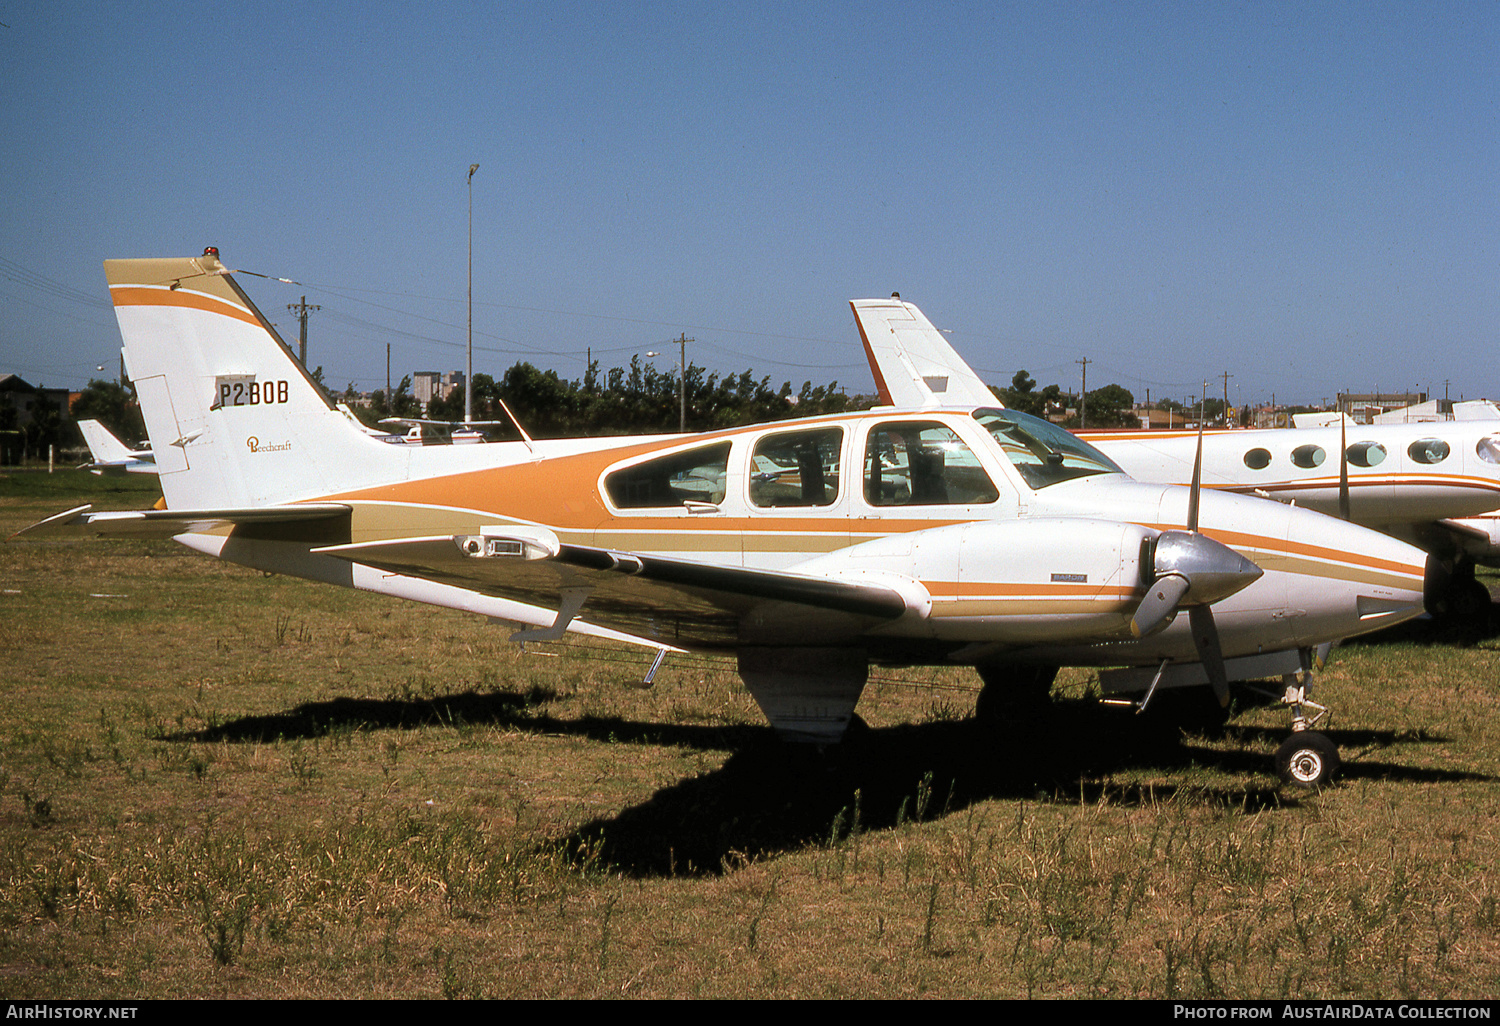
[16,503,351,540]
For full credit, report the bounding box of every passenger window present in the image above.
[864,422,999,506]
[1243,448,1272,470]
[1291,444,1326,469]
[1347,442,1387,468]
[1408,438,1450,465]
[1479,437,1500,465]
[749,428,842,508]
[605,442,731,508]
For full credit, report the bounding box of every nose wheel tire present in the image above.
[1275,731,1339,789]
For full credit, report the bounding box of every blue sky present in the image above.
[2,1,1495,409]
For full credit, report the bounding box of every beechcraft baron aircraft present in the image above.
[851,295,1500,631]
[17,252,1439,788]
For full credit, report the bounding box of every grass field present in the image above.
[2,469,1497,998]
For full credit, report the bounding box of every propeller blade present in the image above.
[1188,407,1205,532]
[1338,414,1351,520]
[1188,604,1231,707]
[1131,572,1189,638]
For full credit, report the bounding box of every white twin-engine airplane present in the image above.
[852,295,1500,630]
[19,252,1437,789]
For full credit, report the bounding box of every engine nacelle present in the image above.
[799,517,1157,643]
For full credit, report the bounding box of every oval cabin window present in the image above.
[1477,437,1500,465]
[1290,444,1325,469]
[1408,438,1450,464]
[1346,442,1387,468]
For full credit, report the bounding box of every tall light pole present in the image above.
[466,163,479,423]
[646,333,691,431]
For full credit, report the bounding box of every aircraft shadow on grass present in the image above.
[171,687,1494,879]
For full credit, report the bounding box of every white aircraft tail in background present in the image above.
[77,419,156,475]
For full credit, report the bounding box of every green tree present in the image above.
[1061,383,1139,428]
[69,379,146,443]
[999,370,1043,416]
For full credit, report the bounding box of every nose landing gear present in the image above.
[1257,654,1339,789]
[1275,730,1339,789]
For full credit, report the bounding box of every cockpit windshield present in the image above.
[972,408,1124,489]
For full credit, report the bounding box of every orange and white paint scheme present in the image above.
[21,254,1434,784]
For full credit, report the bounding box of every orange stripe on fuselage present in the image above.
[319,427,1425,584]
[925,580,1138,598]
[325,428,964,538]
[1243,475,1500,496]
[109,285,261,328]
[1144,522,1424,580]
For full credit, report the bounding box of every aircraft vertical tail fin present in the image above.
[105,250,399,509]
[850,295,998,409]
[77,419,139,464]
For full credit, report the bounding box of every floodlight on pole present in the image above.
[644,337,690,431]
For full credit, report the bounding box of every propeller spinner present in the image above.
[1128,402,1265,706]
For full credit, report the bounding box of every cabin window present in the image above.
[749,428,843,508]
[1478,437,1500,465]
[971,408,1121,489]
[1291,444,1326,469]
[1346,442,1387,468]
[1243,448,1272,470]
[864,422,999,506]
[1408,438,1450,465]
[605,442,731,509]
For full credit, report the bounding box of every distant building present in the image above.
[0,373,71,430]
[1371,398,1500,424]
[412,371,441,408]
[412,371,465,411]
[1371,399,1451,424]
[1338,392,1424,424]
[1252,406,1293,429]
[0,373,73,463]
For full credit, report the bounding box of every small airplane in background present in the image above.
[77,419,156,475]
[16,253,1438,789]
[850,295,1500,630]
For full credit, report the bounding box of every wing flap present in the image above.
[15,503,351,540]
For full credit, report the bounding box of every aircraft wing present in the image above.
[15,503,352,540]
[851,297,998,409]
[313,531,913,649]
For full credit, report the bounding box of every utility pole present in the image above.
[1076,357,1090,429]
[1220,371,1233,426]
[467,163,480,423]
[287,296,320,367]
[647,335,693,431]
[676,333,689,432]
